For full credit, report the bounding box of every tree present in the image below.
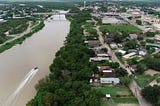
[125,40,137,49]
[115,67,128,77]
[145,31,155,37]
[136,20,142,25]
[142,85,160,105]
[137,63,148,74]
[120,76,131,86]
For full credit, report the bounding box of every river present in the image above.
[0,12,70,106]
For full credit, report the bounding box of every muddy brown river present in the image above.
[0,13,70,106]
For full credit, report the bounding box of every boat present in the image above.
[34,67,38,70]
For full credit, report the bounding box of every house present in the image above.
[98,66,110,70]
[85,40,100,47]
[122,52,136,60]
[138,49,147,56]
[98,66,115,77]
[100,78,120,85]
[118,49,126,55]
[102,70,115,77]
[94,49,110,57]
[89,57,110,62]
[110,43,118,49]
[154,34,160,41]
[129,34,138,39]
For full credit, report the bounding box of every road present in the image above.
[94,19,152,106]
[95,25,132,75]
[129,80,152,106]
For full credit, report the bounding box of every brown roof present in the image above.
[100,66,110,70]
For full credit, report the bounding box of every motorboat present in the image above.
[34,67,38,70]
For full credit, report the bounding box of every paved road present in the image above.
[129,80,152,106]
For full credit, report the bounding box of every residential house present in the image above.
[89,57,110,62]
[100,78,120,85]
[129,34,138,40]
[85,40,101,47]
[122,52,136,60]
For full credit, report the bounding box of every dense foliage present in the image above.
[27,8,101,106]
[0,19,28,36]
[142,85,160,106]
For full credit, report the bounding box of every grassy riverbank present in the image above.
[0,21,45,53]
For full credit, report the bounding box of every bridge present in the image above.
[32,11,75,15]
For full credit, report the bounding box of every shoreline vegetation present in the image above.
[27,9,102,106]
[0,21,45,53]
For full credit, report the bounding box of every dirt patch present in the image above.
[145,69,160,76]
[117,104,139,106]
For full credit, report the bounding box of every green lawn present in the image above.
[100,24,142,34]
[101,97,138,106]
[85,27,97,35]
[135,75,154,88]
[0,36,13,44]
[96,86,131,96]
[113,97,138,104]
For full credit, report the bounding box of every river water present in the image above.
[0,12,70,106]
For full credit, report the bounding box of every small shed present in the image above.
[106,94,111,100]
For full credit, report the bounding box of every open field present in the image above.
[100,24,142,34]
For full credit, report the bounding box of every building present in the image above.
[122,52,136,60]
[89,57,110,62]
[100,78,120,85]
[138,49,147,56]
[102,70,115,77]
[129,34,138,39]
[154,34,160,41]
[118,49,126,55]
[85,40,101,47]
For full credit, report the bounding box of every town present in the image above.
[0,0,160,106]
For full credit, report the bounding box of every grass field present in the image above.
[113,97,138,104]
[100,24,142,34]
[135,75,154,88]
[95,86,131,96]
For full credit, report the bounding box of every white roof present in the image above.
[103,70,112,73]
[89,57,109,62]
[118,50,126,55]
[106,94,111,98]
[122,52,136,59]
[100,78,120,84]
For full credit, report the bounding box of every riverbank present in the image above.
[27,8,101,106]
[0,14,70,106]
[0,21,45,53]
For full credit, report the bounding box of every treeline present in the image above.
[27,8,102,106]
[0,21,44,53]
[0,19,28,36]
[136,53,160,74]
[142,85,160,106]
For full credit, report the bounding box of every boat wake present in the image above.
[3,67,39,106]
